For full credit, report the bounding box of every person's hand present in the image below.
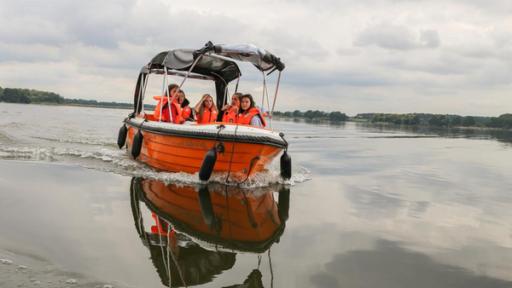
[221,104,231,111]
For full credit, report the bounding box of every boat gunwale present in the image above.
[125,118,287,149]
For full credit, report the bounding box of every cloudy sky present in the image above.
[0,0,511,116]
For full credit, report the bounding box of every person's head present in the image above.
[198,94,217,118]
[177,90,186,104]
[231,92,242,108]
[167,84,179,96]
[240,94,255,112]
[202,94,214,109]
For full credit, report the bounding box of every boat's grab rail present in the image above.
[125,118,287,148]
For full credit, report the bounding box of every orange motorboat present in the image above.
[130,177,290,287]
[118,42,291,182]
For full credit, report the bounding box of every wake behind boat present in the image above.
[117,42,291,182]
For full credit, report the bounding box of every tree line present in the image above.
[0,86,133,109]
[2,86,510,129]
[355,113,512,129]
[0,87,64,104]
[273,110,349,122]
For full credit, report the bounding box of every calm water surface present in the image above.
[0,103,512,288]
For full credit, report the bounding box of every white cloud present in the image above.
[0,0,511,116]
[354,24,440,50]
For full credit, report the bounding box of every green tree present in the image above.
[450,116,463,126]
[498,114,512,129]
[429,115,449,127]
[462,116,476,126]
[2,88,31,103]
[292,110,303,118]
[328,111,347,122]
[303,110,315,119]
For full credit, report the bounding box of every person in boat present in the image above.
[194,94,218,124]
[153,84,184,124]
[237,94,266,127]
[221,92,242,123]
[178,90,194,122]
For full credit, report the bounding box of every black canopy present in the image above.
[194,42,285,72]
[144,42,285,83]
[133,42,285,116]
[146,49,241,84]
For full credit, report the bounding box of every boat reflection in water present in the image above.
[130,177,290,287]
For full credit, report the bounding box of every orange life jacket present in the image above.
[197,108,218,124]
[153,96,184,124]
[181,106,192,121]
[237,107,267,127]
[222,106,238,123]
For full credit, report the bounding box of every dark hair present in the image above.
[166,84,179,96]
[240,94,255,112]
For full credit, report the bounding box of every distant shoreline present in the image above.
[273,111,512,131]
[3,102,511,132]
[1,86,510,130]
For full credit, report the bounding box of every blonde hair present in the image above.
[198,94,218,119]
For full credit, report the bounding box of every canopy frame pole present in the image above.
[224,85,229,107]
[141,74,148,114]
[264,76,271,113]
[269,71,282,128]
[262,71,272,127]
[169,55,204,122]
[210,71,229,118]
[261,71,266,109]
[262,71,271,111]
[158,55,203,122]
[135,74,143,116]
[177,55,203,93]
[164,66,173,123]
[234,74,240,93]
[159,70,166,122]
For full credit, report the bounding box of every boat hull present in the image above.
[125,119,285,179]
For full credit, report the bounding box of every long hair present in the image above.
[166,84,179,97]
[239,94,256,113]
[231,92,242,107]
[198,94,218,120]
[178,90,188,107]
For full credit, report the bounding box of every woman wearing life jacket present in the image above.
[237,94,266,127]
[178,90,194,121]
[153,84,184,124]
[221,92,242,123]
[194,94,218,124]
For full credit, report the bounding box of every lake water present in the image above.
[1,103,512,288]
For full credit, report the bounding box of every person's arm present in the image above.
[250,115,263,127]
[221,104,231,111]
[194,96,205,113]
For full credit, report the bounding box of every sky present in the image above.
[0,0,511,116]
